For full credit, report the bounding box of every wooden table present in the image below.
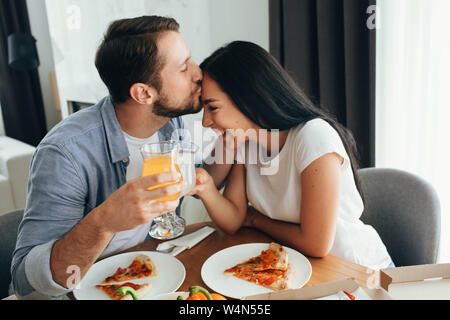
[4,221,372,300]
[123,221,373,292]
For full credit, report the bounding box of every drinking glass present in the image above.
[140,140,198,239]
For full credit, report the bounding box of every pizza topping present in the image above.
[95,282,150,300]
[102,254,156,284]
[260,250,277,267]
[96,281,139,291]
[234,268,285,286]
[115,286,139,300]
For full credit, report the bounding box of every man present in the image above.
[11,15,203,299]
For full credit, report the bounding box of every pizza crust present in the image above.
[268,243,289,270]
[137,254,159,277]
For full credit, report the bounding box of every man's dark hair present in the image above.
[95,15,179,104]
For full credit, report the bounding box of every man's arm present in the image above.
[12,144,184,298]
[11,144,87,298]
[49,207,114,290]
[51,172,184,289]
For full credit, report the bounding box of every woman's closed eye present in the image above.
[208,105,218,112]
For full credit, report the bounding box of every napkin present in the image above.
[156,226,215,256]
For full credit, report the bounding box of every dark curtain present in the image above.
[0,0,47,146]
[269,0,376,168]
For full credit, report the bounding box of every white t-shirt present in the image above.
[123,132,160,182]
[101,131,159,258]
[238,118,392,270]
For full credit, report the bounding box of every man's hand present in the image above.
[94,172,186,234]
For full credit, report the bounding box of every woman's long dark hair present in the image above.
[200,41,364,200]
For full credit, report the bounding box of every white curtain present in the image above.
[376,0,450,262]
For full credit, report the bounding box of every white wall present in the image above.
[26,0,60,131]
[209,0,269,51]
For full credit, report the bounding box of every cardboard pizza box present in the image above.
[242,263,450,300]
[241,278,391,300]
[379,263,450,300]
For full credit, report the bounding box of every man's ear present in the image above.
[129,83,158,105]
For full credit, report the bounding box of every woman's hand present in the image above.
[188,168,216,198]
[242,206,259,228]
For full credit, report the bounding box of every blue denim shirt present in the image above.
[11,96,191,299]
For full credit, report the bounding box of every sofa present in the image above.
[0,136,35,215]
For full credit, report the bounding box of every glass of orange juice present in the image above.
[140,140,198,239]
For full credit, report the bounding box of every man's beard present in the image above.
[152,87,202,118]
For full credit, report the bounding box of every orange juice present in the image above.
[141,155,183,202]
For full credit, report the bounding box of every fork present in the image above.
[157,246,176,254]
[156,245,187,256]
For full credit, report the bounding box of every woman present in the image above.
[194,41,393,270]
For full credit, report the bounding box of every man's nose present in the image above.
[193,62,203,83]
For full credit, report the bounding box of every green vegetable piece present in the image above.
[115,286,139,300]
[189,286,213,300]
[177,295,185,300]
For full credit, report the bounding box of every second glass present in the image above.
[140,140,198,240]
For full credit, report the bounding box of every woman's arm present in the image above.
[244,152,343,258]
[194,164,248,234]
[203,162,232,189]
[203,131,238,189]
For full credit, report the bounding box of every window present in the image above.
[376,0,450,262]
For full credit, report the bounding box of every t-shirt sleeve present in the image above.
[294,119,350,174]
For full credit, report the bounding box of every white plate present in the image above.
[201,243,312,299]
[73,251,185,300]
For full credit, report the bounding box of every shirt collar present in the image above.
[99,96,179,164]
[99,96,130,164]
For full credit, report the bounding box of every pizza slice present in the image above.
[102,254,158,284]
[95,282,151,300]
[224,243,294,290]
